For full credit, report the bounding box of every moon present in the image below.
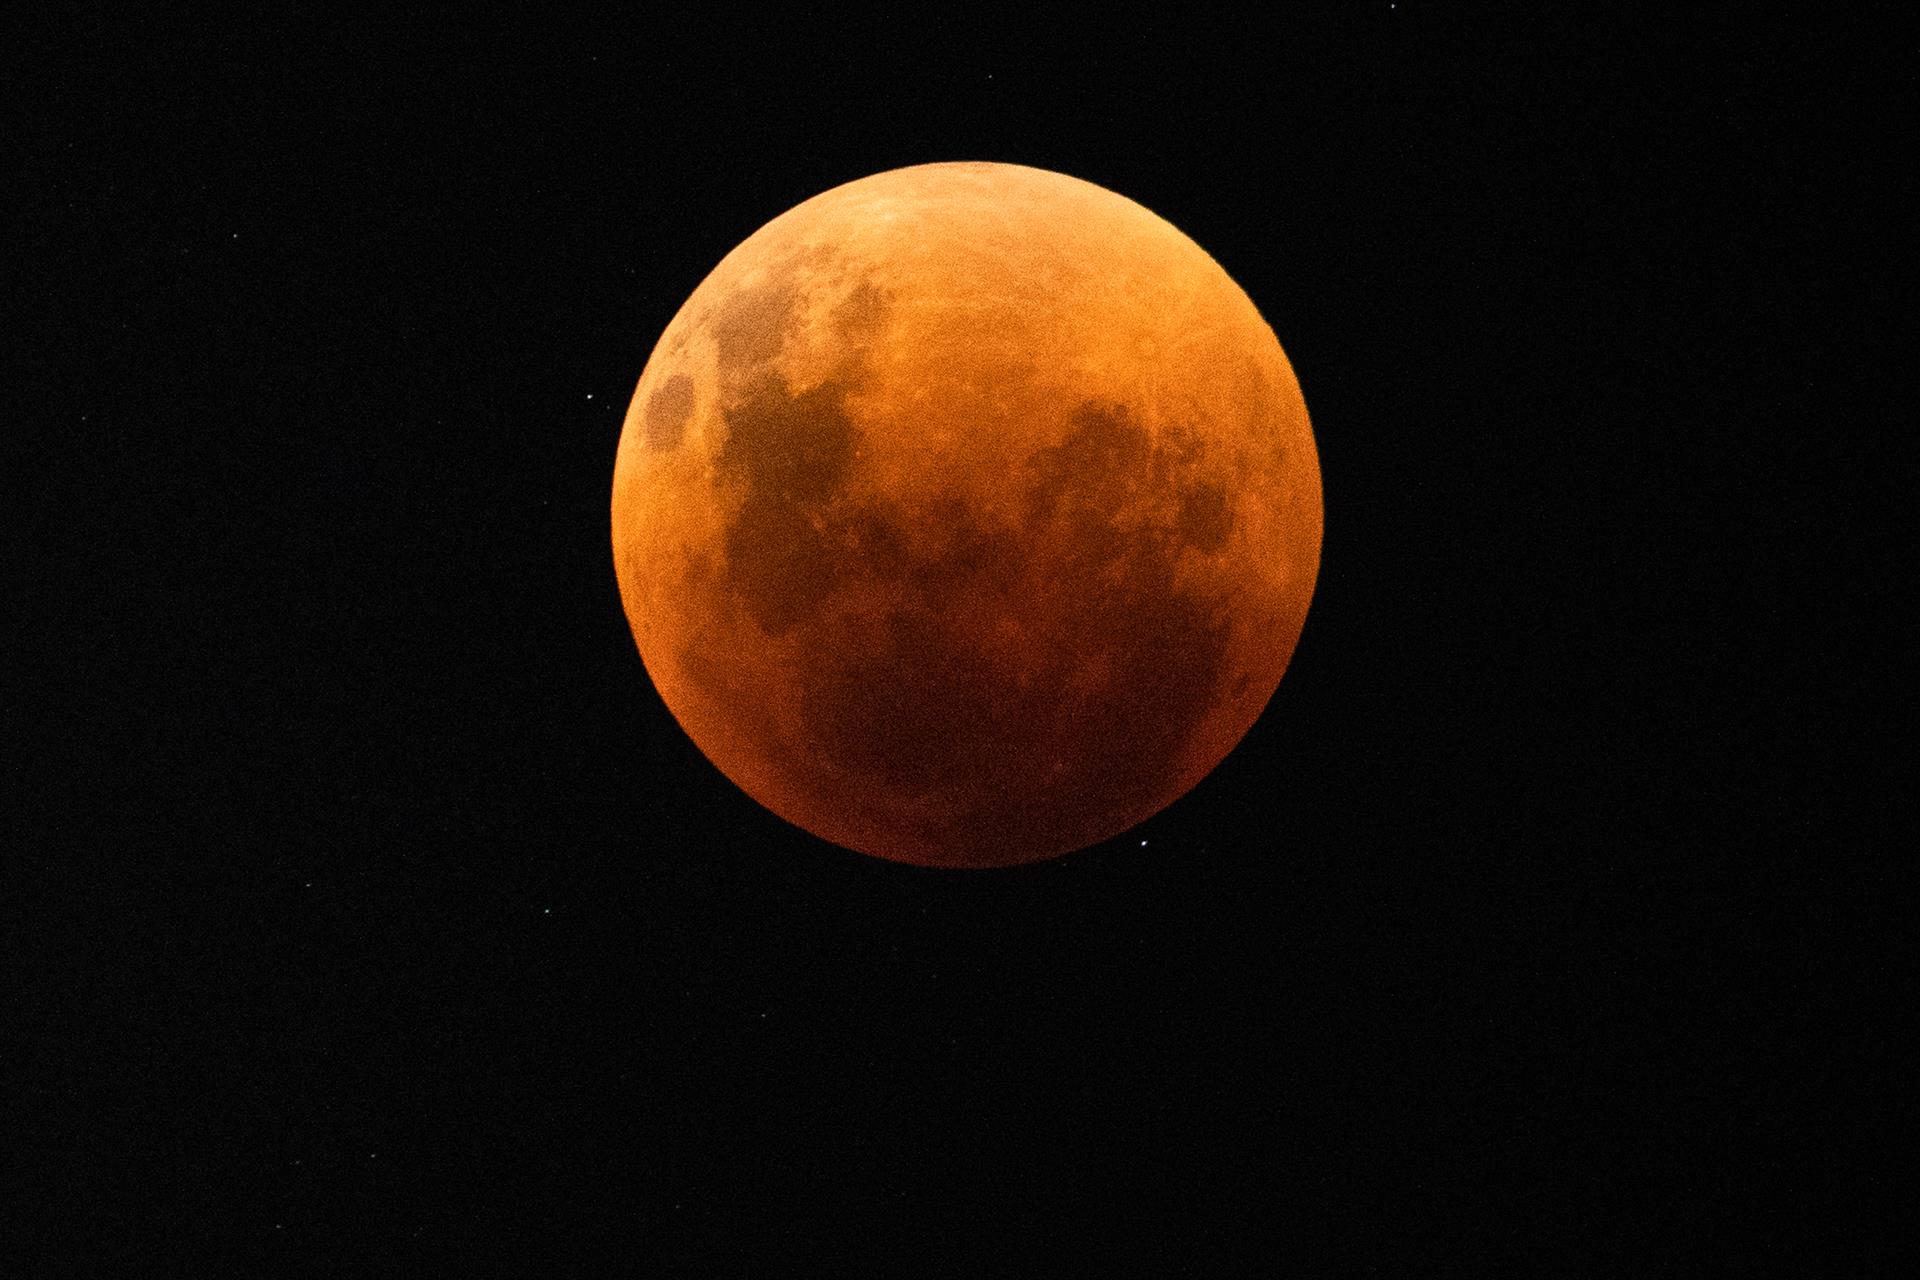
[612,162,1321,868]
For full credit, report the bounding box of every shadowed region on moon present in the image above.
[792,488,1234,859]
[684,379,1241,862]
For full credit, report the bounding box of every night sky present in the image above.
[17,8,1892,1270]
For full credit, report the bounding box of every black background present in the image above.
[16,7,1894,1270]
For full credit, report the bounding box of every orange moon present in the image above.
[612,162,1321,868]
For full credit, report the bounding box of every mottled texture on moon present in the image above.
[612,162,1322,868]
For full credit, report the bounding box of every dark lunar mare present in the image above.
[645,373,695,450]
[713,374,862,637]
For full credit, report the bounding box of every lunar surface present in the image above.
[612,162,1321,868]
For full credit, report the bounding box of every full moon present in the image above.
[612,162,1321,868]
